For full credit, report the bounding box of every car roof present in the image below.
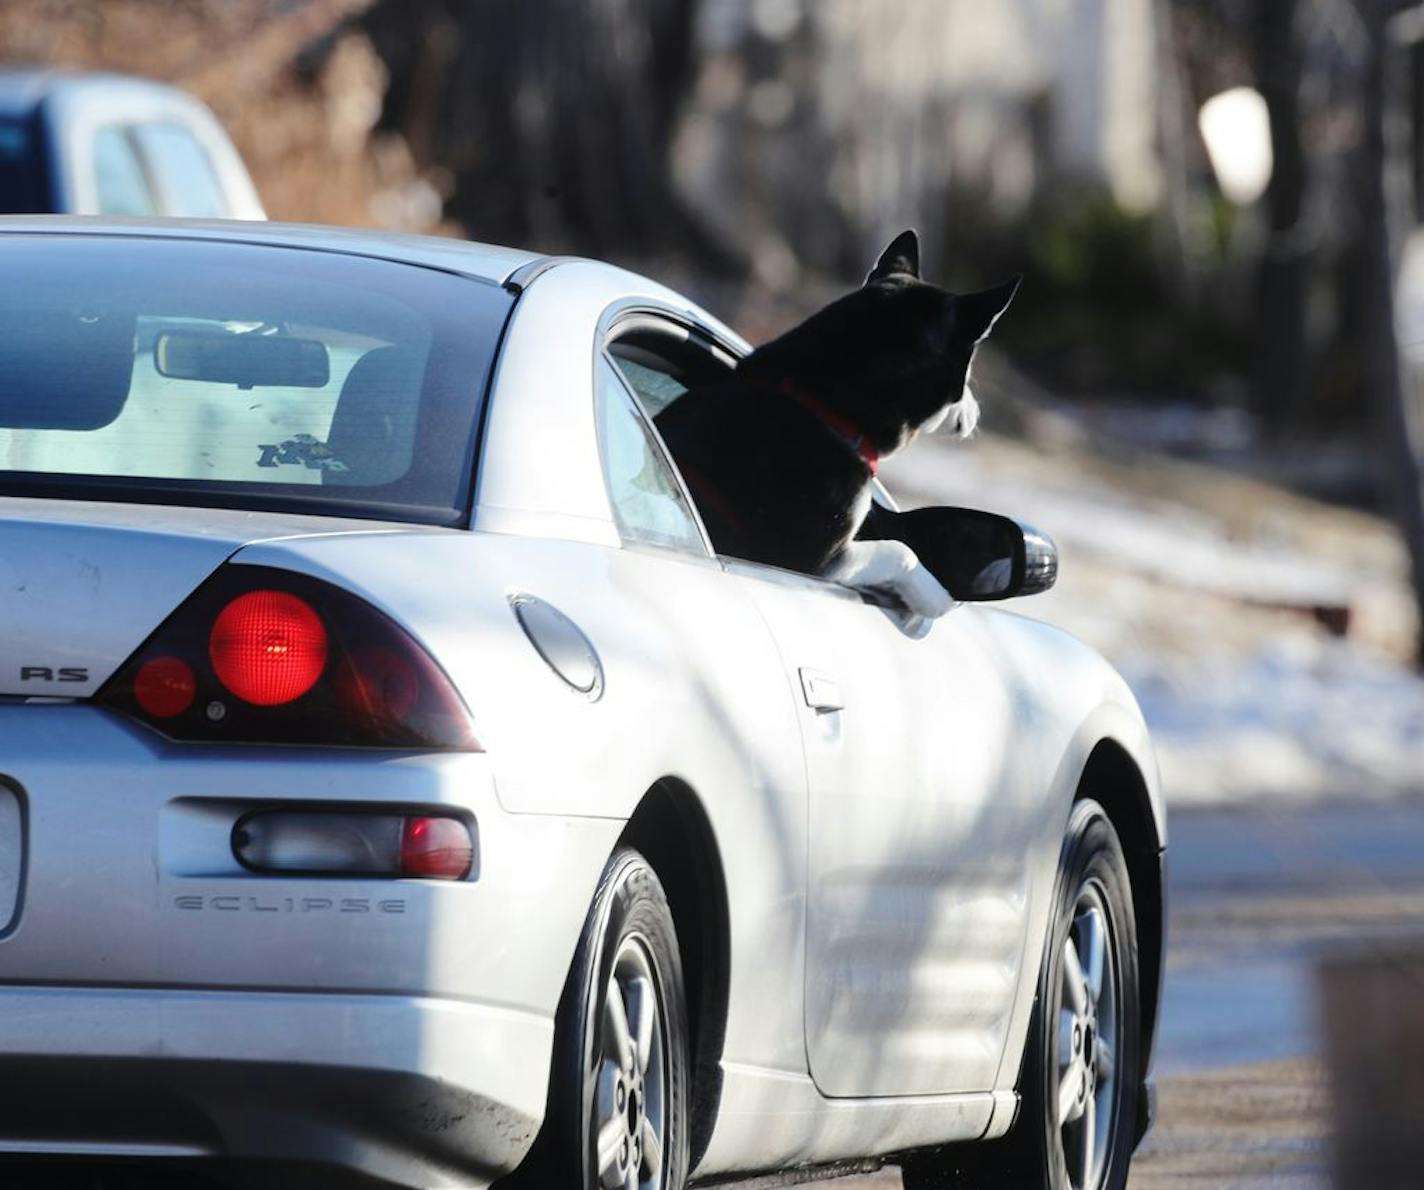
[0,68,198,120]
[0,215,548,286]
[0,67,59,118]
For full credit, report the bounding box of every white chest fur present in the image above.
[846,482,874,540]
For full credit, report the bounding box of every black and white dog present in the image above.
[656,230,1018,625]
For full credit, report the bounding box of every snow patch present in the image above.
[881,433,1424,808]
[1124,636,1424,805]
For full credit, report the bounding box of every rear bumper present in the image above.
[0,986,550,1187]
[0,704,625,1186]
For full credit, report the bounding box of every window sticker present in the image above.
[256,434,348,472]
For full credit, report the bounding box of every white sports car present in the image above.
[0,218,1164,1190]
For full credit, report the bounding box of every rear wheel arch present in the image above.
[618,777,731,1171]
[1075,739,1163,1138]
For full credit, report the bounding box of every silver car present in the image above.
[0,218,1165,1190]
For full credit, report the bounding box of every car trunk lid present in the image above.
[0,498,414,697]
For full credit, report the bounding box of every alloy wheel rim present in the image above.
[592,934,668,1190]
[1056,880,1119,1190]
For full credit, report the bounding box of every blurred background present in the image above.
[8,0,1424,1184]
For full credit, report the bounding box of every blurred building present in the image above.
[676,0,1162,280]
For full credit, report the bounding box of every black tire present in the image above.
[502,847,691,1190]
[903,799,1141,1190]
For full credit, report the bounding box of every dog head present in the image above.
[741,230,1019,454]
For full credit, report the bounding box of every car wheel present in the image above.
[902,798,1141,1190]
[504,847,691,1190]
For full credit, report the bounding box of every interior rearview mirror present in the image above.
[155,330,330,390]
[886,506,1057,601]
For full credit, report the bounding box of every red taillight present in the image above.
[210,590,328,706]
[399,816,475,880]
[133,656,196,719]
[97,565,479,750]
[338,646,420,722]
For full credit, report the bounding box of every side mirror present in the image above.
[887,506,1057,601]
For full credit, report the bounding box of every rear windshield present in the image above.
[0,118,52,214]
[0,235,513,525]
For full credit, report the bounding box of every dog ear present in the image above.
[865,229,920,284]
[953,275,1021,342]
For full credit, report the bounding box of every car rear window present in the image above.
[0,235,512,525]
[0,118,52,214]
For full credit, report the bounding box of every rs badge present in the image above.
[19,667,88,682]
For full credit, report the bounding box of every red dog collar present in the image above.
[777,380,880,475]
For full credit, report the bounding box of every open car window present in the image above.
[607,317,902,585]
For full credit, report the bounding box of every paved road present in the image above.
[1127,800,1424,1188]
[756,800,1424,1189]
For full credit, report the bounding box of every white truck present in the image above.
[0,68,263,219]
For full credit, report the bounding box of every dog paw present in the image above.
[882,608,934,639]
[824,542,954,620]
[898,563,954,618]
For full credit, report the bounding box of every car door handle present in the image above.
[799,668,843,712]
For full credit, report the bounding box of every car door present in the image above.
[579,352,815,1078]
[727,554,1039,1098]
[611,323,1042,1099]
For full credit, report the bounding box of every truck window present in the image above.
[133,123,227,217]
[0,117,52,214]
[93,126,157,216]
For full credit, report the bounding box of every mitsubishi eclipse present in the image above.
[0,218,1164,1190]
